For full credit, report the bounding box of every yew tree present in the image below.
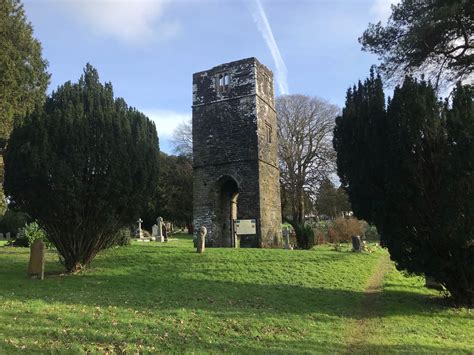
[0,0,50,214]
[334,74,474,305]
[4,64,160,272]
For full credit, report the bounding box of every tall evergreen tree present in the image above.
[381,77,447,282]
[333,68,386,225]
[441,84,474,303]
[335,73,474,305]
[4,64,160,272]
[0,0,50,215]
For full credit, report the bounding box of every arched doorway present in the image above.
[216,176,239,247]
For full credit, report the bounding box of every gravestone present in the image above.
[136,218,144,239]
[28,239,45,280]
[197,226,207,253]
[152,224,159,240]
[0,233,3,240]
[282,227,291,250]
[156,217,165,242]
[6,232,11,240]
[351,235,362,252]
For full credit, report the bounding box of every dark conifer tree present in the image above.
[335,73,474,305]
[4,64,160,272]
[333,68,386,224]
[381,77,447,281]
[441,84,474,303]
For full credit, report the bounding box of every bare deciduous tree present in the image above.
[171,120,193,159]
[277,95,339,224]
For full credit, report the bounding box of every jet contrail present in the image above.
[248,0,289,95]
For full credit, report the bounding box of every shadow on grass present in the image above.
[0,307,468,354]
[0,331,467,354]
[0,244,468,353]
[0,250,449,321]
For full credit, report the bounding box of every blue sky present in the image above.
[23,0,398,154]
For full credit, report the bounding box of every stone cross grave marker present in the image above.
[137,218,144,239]
[197,226,207,253]
[28,239,45,280]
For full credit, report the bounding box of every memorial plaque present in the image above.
[234,219,257,235]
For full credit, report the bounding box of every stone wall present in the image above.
[192,57,282,247]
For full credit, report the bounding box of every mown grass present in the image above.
[353,262,473,353]
[0,235,472,353]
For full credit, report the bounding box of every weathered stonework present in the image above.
[192,57,282,247]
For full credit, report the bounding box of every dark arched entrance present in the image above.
[216,176,239,247]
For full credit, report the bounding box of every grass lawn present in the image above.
[0,235,472,353]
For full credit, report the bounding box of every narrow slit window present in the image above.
[265,123,272,144]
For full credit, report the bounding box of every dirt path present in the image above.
[344,253,392,353]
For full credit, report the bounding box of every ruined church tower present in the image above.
[192,57,282,247]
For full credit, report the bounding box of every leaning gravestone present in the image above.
[28,239,45,280]
[197,226,207,253]
[351,235,362,252]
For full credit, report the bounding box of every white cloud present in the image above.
[63,0,180,44]
[143,109,191,154]
[370,0,401,22]
[143,109,190,138]
[248,0,289,95]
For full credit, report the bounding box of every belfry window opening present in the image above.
[217,73,230,93]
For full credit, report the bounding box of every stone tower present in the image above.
[192,57,282,248]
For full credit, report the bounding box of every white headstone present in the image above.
[156,217,164,242]
[6,232,11,240]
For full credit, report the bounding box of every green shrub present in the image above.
[107,227,132,248]
[364,224,380,242]
[14,222,50,247]
[293,223,315,249]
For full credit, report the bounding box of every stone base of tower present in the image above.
[193,161,282,248]
[257,161,283,248]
